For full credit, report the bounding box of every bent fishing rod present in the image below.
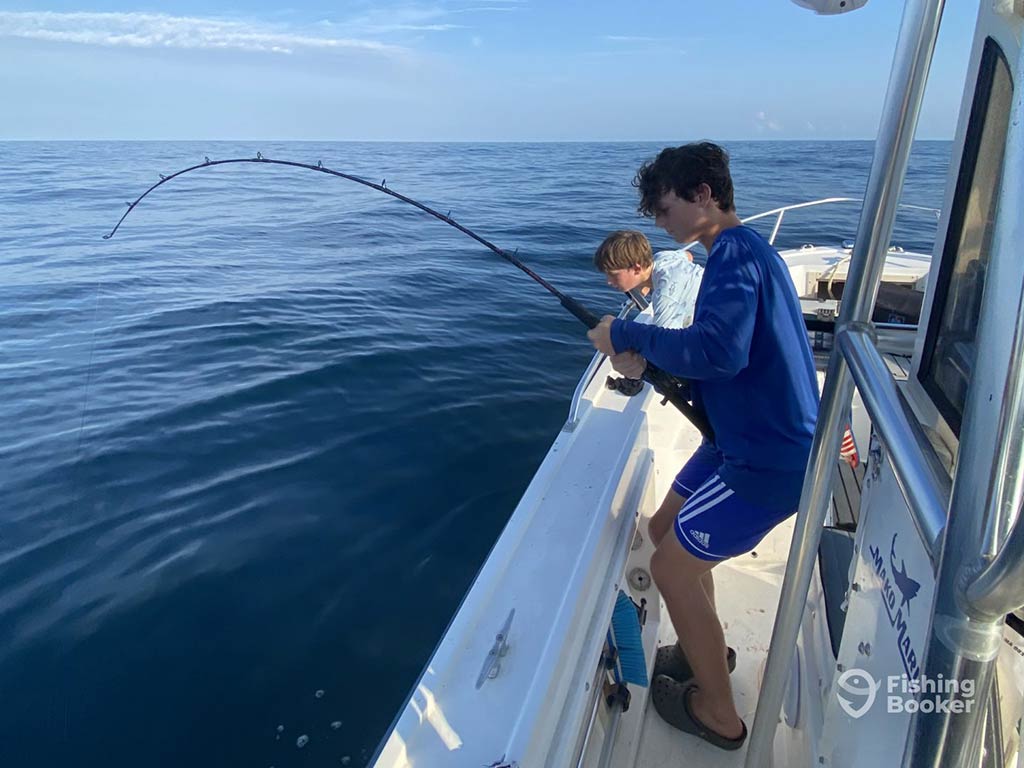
[104,154,714,442]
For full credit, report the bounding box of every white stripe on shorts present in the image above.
[675,480,697,495]
[677,475,735,526]
[682,477,726,509]
[677,526,726,560]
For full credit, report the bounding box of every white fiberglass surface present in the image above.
[629,374,822,768]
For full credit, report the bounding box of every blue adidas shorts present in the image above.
[670,443,795,562]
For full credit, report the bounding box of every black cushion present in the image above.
[818,527,856,659]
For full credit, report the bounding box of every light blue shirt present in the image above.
[650,248,704,329]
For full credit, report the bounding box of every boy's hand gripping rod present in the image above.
[104,154,715,443]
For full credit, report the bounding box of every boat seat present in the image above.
[817,526,856,659]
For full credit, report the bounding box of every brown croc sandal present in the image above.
[652,644,737,683]
[651,676,748,751]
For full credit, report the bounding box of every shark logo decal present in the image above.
[869,533,923,679]
[889,533,921,614]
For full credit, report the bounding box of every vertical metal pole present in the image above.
[769,211,786,245]
[905,35,1024,767]
[743,1,945,765]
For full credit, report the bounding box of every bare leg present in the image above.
[651,492,722,649]
[651,535,743,739]
[648,488,685,549]
[702,571,716,612]
[673,572,725,664]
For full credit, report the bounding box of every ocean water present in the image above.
[0,141,949,767]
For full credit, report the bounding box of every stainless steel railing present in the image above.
[837,324,948,558]
[741,197,941,246]
[654,197,940,255]
[744,0,947,764]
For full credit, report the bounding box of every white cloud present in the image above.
[471,36,483,47]
[0,11,408,56]
[332,1,524,36]
[755,110,782,132]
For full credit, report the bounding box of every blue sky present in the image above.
[1,1,977,140]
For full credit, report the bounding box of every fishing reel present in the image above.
[605,375,645,397]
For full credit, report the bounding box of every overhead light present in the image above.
[791,0,868,14]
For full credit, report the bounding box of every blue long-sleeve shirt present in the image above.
[610,225,819,511]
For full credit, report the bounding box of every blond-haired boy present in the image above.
[594,229,703,330]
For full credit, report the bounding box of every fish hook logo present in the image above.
[836,668,880,719]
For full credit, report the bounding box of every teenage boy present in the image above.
[587,142,818,750]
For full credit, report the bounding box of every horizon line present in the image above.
[0,137,955,143]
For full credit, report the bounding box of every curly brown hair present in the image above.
[633,142,735,217]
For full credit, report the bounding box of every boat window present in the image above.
[918,38,1013,437]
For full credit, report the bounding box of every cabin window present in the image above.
[919,38,1013,436]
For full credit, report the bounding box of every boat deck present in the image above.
[626,352,908,766]
[631,407,795,767]
[573,352,915,767]
[637,532,793,767]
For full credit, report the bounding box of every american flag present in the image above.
[840,425,859,469]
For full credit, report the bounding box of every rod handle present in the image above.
[560,295,601,329]
[643,363,715,443]
[562,292,715,442]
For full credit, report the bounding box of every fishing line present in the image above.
[72,278,104,480]
[103,153,714,441]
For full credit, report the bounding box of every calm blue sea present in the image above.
[0,141,949,768]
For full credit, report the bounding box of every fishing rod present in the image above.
[104,154,714,442]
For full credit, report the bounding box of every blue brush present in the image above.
[609,590,648,687]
